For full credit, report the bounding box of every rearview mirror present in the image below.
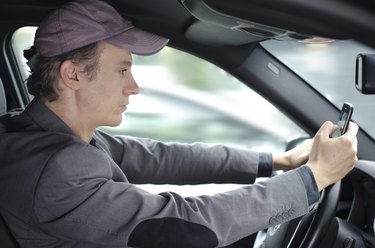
[355,53,375,94]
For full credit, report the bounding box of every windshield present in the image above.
[262,39,375,140]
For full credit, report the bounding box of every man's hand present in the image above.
[273,138,313,171]
[308,121,358,191]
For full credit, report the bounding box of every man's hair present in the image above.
[24,42,102,102]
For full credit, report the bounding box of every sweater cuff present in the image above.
[257,152,273,177]
[296,165,320,206]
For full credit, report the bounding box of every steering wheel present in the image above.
[254,181,341,248]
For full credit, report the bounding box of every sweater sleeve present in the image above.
[94,131,262,184]
[34,142,313,247]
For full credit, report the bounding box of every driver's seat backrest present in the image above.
[0,77,6,115]
[0,78,20,247]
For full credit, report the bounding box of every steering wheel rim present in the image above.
[287,180,341,248]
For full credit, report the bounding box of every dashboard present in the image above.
[333,160,375,247]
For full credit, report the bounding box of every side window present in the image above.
[12,26,307,195]
[12,26,37,90]
[100,49,307,153]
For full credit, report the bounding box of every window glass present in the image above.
[12,26,37,88]
[262,39,375,140]
[100,50,307,152]
[11,26,307,195]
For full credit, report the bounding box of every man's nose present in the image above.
[125,75,139,95]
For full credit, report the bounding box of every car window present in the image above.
[262,39,375,140]
[11,26,307,195]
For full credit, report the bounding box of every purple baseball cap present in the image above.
[34,0,169,57]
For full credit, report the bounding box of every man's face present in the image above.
[79,41,139,128]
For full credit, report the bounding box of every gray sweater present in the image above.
[0,98,319,247]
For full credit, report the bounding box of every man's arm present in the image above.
[34,142,312,247]
[94,130,267,184]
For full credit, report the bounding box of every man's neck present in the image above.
[43,98,94,143]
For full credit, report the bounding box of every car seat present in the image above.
[0,78,20,247]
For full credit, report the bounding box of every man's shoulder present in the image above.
[0,130,85,164]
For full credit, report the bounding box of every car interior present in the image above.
[1,0,375,247]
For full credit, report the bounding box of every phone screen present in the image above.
[331,102,353,138]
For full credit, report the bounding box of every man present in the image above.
[0,0,358,247]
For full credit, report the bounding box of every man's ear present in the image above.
[60,60,80,90]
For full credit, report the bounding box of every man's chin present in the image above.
[104,117,123,127]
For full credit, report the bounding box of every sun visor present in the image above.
[185,21,267,46]
[180,0,333,45]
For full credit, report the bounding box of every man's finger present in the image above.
[343,122,359,140]
[316,121,336,138]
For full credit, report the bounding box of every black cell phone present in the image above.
[331,102,354,138]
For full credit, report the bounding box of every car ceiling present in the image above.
[1,0,375,71]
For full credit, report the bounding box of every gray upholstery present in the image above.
[0,78,19,246]
[0,78,6,115]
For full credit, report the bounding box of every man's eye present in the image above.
[121,69,128,74]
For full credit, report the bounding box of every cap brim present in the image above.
[106,27,169,56]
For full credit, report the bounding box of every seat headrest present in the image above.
[0,78,6,115]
